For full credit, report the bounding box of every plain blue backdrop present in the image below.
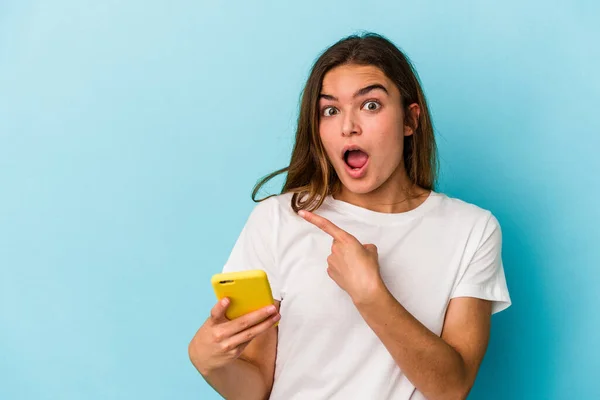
[1,1,599,399]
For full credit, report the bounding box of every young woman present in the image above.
[188,32,511,400]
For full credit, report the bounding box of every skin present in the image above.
[188,64,492,400]
[318,63,430,212]
[188,298,281,400]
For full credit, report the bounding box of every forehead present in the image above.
[321,64,393,94]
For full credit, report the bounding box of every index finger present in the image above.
[298,210,352,242]
[224,304,278,336]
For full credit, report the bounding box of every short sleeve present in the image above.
[451,213,511,314]
[221,198,281,301]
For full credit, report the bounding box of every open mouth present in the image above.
[343,148,369,170]
[341,147,369,179]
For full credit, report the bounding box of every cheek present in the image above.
[375,139,403,174]
[364,107,402,134]
[365,132,404,180]
[319,118,336,138]
[365,116,404,156]
[318,124,339,162]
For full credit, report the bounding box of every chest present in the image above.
[276,221,466,335]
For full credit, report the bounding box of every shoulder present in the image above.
[433,192,500,232]
[251,192,292,212]
[247,192,296,223]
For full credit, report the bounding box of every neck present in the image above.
[333,169,431,214]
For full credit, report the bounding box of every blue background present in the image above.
[1,1,599,399]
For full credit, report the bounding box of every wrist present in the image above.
[351,278,389,307]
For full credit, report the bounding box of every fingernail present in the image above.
[221,298,229,306]
[267,305,276,313]
[298,210,306,218]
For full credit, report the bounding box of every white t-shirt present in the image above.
[222,191,511,400]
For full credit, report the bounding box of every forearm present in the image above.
[201,359,269,400]
[354,285,469,400]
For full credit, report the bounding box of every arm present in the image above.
[296,209,498,400]
[202,358,270,400]
[355,287,490,400]
[190,301,280,400]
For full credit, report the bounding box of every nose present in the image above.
[341,110,361,137]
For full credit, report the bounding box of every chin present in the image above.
[339,177,379,195]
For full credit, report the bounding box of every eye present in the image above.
[322,106,339,117]
[362,101,381,112]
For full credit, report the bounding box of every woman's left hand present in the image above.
[298,210,384,303]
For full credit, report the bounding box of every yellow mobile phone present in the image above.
[211,269,276,322]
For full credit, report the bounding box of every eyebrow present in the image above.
[319,83,389,101]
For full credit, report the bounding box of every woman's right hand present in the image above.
[188,298,281,376]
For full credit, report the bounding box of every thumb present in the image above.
[209,297,231,324]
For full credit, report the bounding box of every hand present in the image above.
[188,298,280,376]
[298,210,384,304]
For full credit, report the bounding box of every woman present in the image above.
[189,32,511,400]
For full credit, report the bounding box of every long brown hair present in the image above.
[252,32,438,212]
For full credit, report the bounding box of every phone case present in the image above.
[211,269,276,322]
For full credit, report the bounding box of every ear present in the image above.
[403,103,421,137]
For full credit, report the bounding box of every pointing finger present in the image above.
[298,210,354,242]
